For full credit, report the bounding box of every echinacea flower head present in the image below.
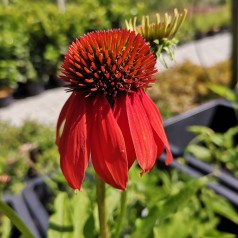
[125,9,187,67]
[56,29,172,190]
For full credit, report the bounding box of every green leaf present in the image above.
[224,126,238,148]
[210,134,224,147]
[187,125,214,136]
[186,144,212,161]
[204,195,238,225]
[82,213,97,238]
[47,192,73,238]
[208,84,238,102]
[130,177,207,238]
[130,206,159,238]
[203,232,235,238]
[153,208,194,238]
[47,190,97,238]
[157,176,207,220]
[72,191,96,238]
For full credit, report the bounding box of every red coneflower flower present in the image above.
[56,29,172,190]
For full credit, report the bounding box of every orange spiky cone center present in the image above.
[60,29,157,97]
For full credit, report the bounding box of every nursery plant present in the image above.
[186,125,238,177]
[0,120,58,194]
[2,164,238,237]
[0,61,19,94]
[148,60,232,118]
[0,0,230,100]
[184,83,238,177]
[46,167,238,238]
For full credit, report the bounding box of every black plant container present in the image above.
[13,82,45,99]
[0,92,13,108]
[163,99,238,208]
[21,172,94,238]
[2,194,41,238]
[25,81,45,97]
[164,99,238,153]
[22,177,54,238]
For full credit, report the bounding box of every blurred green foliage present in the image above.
[186,125,238,176]
[0,121,58,194]
[148,60,231,118]
[46,167,238,238]
[0,0,111,89]
[0,0,230,90]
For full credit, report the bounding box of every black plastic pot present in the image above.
[13,81,45,98]
[2,194,41,238]
[0,92,13,108]
[163,99,238,208]
[22,177,54,238]
[164,99,238,153]
[25,81,45,97]
[21,172,94,238]
[185,155,238,196]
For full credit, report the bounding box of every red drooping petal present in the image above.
[139,89,173,165]
[57,92,90,190]
[87,95,128,190]
[113,95,136,169]
[126,93,157,173]
[56,93,74,146]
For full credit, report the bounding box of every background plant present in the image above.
[46,167,238,238]
[148,60,231,118]
[1,119,238,237]
[0,121,58,194]
[0,6,36,89]
[0,0,231,90]
[185,125,238,177]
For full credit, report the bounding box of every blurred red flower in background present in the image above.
[56,29,172,190]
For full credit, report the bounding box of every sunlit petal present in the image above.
[58,93,90,190]
[126,93,157,173]
[113,95,136,168]
[139,89,173,165]
[56,93,74,146]
[87,95,128,190]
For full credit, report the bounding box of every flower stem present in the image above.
[96,175,109,238]
[114,190,127,238]
[0,200,34,238]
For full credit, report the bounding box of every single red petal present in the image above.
[126,93,157,173]
[113,95,136,168]
[56,93,74,146]
[58,92,90,190]
[139,89,173,165]
[87,95,128,190]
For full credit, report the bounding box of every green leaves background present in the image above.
[47,167,238,238]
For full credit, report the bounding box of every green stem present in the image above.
[114,190,127,238]
[0,199,34,238]
[96,175,109,238]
